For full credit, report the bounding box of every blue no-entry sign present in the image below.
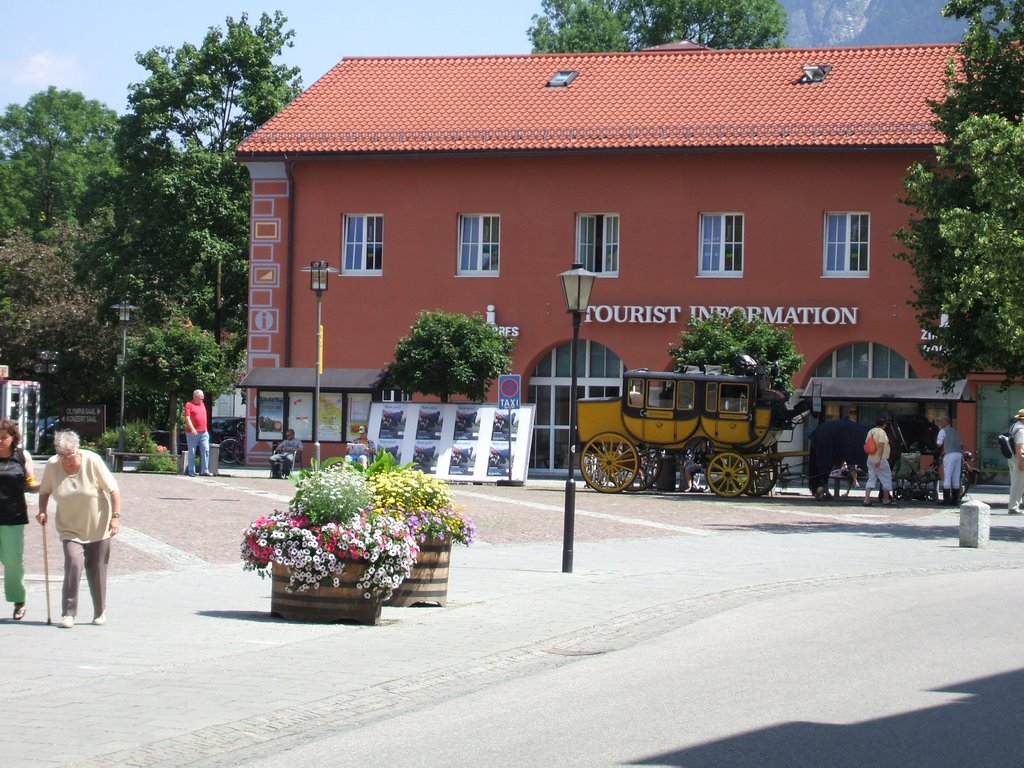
[497,374,521,409]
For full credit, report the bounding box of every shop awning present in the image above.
[801,377,972,403]
[239,367,387,391]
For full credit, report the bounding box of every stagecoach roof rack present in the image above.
[704,365,723,375]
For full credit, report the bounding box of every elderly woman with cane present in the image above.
[0,419,39,621]
[37,430,121,629]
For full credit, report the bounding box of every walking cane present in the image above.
[41,520,52,625]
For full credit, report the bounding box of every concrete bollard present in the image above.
[959,499,990,548]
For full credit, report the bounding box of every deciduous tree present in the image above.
[0,226,119,409]
[529,0,787,52]
[668,310,804,391]
[386,311,516,402]
[85,12,301,344]
[122,318,233,448]
[0,87,118,239]
[897,0,1024,384]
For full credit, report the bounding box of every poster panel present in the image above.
[347,393,372,439]
[377,404,410,440]
[367,403,534,483]
[319,392,344,442]
[258,392,285,441]
[288,392,312,441]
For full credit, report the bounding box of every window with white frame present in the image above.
[699,213,743,275]
[458,214,500,275]
[824,212,869,276]
[576,214,620,275]
[342,214,383,274]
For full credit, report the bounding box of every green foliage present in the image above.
[897,0,1024,384]
[668,310,804,391]
[138,454,177,473]
[386,311,516,402]
[122,318,232,434]
[0,225,121,405]
[0,87,119,239]
[90,421,160,453]
[529,0,787,53]
[529,0,629,52]
[84,12,302,341]
[341,448,416,477]
[124,319,230,398]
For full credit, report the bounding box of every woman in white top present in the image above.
[37,431,121,629]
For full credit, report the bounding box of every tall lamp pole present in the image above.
[301,261,336,465]
[111,302,137,453]
[559,261,596,574]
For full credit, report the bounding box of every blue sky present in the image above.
[0,1,540,112]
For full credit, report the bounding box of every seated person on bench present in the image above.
[269,430,303,478]
[346,426,376,468]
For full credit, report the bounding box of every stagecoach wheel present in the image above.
[627,447,663,492]
[580,433,639,493]
[745,455,778,497]
[706,451,751,498]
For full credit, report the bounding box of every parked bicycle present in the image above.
[218,436,244,465]
[891,449,976,503]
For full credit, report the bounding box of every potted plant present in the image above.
[240,459,419,625]
[365,453,476,607]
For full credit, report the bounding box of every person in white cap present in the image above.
[1008,408,1024,514]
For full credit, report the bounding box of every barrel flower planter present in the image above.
[271,562,382,625]
[241,458,418,626]
[368,467,476,610]
[386,536,454,607]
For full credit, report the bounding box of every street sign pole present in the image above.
[496,374,523,486]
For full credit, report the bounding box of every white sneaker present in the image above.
[57,615,74,629]
[92,613,106,626]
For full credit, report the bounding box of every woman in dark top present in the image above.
[0,418,39,620]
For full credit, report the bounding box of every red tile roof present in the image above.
[236,45,957,157]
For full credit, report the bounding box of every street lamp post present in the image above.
[301,261,336,465]
[559,261,596,574]
[111,302,137,453]
[35,351,59,449]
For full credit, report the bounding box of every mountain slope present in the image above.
[782,0,968,46]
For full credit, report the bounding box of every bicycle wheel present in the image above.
[219,437,241,465]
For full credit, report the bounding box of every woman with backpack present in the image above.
[863,416,895,507]
[0,418,40,620]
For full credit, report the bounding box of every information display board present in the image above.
[367,402,534,483]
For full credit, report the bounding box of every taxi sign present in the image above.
[497,374,521,409]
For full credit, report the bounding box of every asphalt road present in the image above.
[6,470,1024,768]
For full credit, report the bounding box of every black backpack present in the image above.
[998,423,1020,459]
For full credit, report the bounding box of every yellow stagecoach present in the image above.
[576,356,810,497]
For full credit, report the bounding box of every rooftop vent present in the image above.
[800,64,832,83]
[547,70,579,88]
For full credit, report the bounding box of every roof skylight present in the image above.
[547,70,579,88]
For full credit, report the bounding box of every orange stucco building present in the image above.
[235,44,1015,481]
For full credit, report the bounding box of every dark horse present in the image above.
[809,416,911,498]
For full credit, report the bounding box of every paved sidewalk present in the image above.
[4,471,1023,767]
